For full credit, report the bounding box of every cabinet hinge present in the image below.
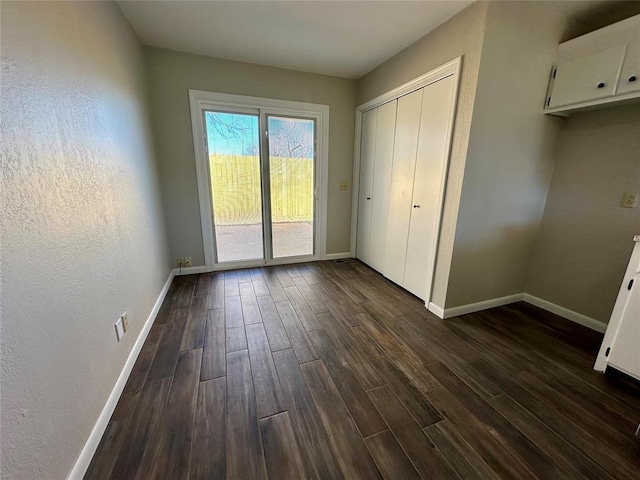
[553,68,557,79]
[546,97,551,107]
[628,279,634,291]
[605,347,611,357]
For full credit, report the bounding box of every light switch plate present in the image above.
[339,181,348,191]
[115,317,124,341]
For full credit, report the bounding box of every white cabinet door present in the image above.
[617,39,640,95]
[369,100,397,273]
[609,275,640,379]
[356,108,377,265]
[403,76,455,300]
[384,89,423,286]
[549,45,625,108]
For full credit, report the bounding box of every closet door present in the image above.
[368,100,397,272]
[384,89,423,286]
[356,108,378,265]
[403,76,455,300]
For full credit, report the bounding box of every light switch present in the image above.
[115,317,124,341]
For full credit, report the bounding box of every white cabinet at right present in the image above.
[607,277,640,377]
[617,39,640,95]
[548,45,625,109]
[595,237,640,381]
[545,14,640,116]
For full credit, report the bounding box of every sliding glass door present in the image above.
[203,108,317,268]
[267,115,315,259]
[205,110,264,263]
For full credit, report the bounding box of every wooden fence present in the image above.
[210,154,314,225]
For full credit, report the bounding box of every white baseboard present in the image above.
[322,252,352,261]
[428,290,606,333]
[427,302,445,318]
[523,294,607,333]
[174,265,207,276]
[443,293,525,319]
[67,269,176,480]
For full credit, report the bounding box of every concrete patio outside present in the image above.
[215,222,313,262]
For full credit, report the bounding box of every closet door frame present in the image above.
[190,90,330,272]
[349,56,461,304]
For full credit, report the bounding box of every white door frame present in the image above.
[349,57,461,304]
[189,90,330,272]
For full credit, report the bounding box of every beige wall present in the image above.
[526,105,640,323]
[444,1,577,307]
[145,47,357,265]
[357,1,489,308]
[0,2,170,479]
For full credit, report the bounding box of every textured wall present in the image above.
[357,1,489,308]
[444,1,574,308]
[0,2,170,479]
[526,105,640,323]
[145,47,357,264]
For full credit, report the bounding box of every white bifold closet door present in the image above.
[355,73,455,301]
[368,100,397,273]
[385,89,423,286]
[403,75,455,298]
[356,108,378,265]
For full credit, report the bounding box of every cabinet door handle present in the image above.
[629,76,637,82]
[597,82,605,88]
[413,205,420,208]
[366,197,371,200]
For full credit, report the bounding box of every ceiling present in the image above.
[118,0,473,79]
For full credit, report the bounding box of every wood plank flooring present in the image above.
[86,260,640,480]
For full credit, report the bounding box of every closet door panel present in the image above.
[384,89,423,285]
[404,76,455,300]
[368,100,397,272]
[356,108,378,265]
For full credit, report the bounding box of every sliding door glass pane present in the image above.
[205,111,263,263]
[268,116,315,258]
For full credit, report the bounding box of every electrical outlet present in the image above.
[177,257,192,267]
[121,312,129,332]
[115,317,124,341]
[621,192,639,208]
[339,181,348,191]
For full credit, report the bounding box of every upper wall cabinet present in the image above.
[548,45,625,108]
[618,39,640,95]
[544,14,640,116]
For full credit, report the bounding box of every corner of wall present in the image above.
[443,1,570,309]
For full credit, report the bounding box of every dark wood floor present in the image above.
[86,260,640,480]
